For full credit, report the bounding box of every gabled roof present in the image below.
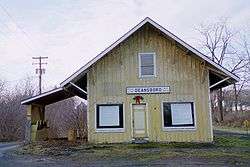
[61,17,239,86]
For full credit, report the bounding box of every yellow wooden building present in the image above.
[21,17,238,143]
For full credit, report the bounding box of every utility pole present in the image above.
[32,56,48,94]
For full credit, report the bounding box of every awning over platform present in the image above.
[21,85,87,106]
[21,88,72,105]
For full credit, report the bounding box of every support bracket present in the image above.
[69,82,88,95]
[209,77,230,89]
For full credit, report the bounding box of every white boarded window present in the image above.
[139,53,156,77]
[163,102,195,128]
[99,106,119,126]
[96,104,123,129]
[171,103,193,125]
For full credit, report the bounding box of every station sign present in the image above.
[126,86,170,94]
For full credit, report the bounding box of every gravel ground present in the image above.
[0,130,249,167]
[1,154,247,167]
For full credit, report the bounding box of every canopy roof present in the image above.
[21,88,71,105]
[21,84,87,105]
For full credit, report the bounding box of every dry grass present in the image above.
[13,134,250,163]
[213,110,250,129]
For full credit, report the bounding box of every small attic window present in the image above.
[138,53,156,78]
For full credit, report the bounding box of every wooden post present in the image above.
[25,105,32,143]
[25,104,48,142]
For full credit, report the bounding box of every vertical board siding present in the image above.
[87,24,212,143]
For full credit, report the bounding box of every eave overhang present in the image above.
[59,17,239,88]
[21,85,87,106]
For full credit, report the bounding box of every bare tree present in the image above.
[230,29,250,112]
[0,75,87,142]
[196,19,248,121]
[0,79,5,102]
[0,77,36,141]
[0,79,5,93]
[45,97,87,141]
[68,102,87,141]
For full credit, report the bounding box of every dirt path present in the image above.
[0,154,245,167]
[0,154,79,167]
[0,143,19,157]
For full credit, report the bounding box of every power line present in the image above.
[0,18,35,57]
[0,1,39,56]
[0,19,11,39]
[0,2,34,44]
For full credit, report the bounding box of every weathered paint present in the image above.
[87,24,212,143]
[30,105,44,124]
[26,104,47,141]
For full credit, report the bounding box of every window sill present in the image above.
[139,75,156,79]
[162,127,196,131]
[95,128,125,133]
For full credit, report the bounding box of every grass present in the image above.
[127,141,214,149]
[214,136,250,148]
[12,134,250,163]
[214,125,249,134]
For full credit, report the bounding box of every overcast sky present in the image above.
[0,0,249,91]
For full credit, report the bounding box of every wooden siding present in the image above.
[87,24,213,143]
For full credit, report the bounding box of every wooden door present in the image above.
[132,104,147,138]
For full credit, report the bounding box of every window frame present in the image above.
[95,104,125,133]
[161,101,196,131]
[138,52,156,78]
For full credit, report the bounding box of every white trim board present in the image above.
[207,73,214,141]
[60,17,239,87]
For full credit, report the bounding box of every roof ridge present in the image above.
[60,17,239,87]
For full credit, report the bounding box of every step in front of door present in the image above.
[132,138,149,144]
